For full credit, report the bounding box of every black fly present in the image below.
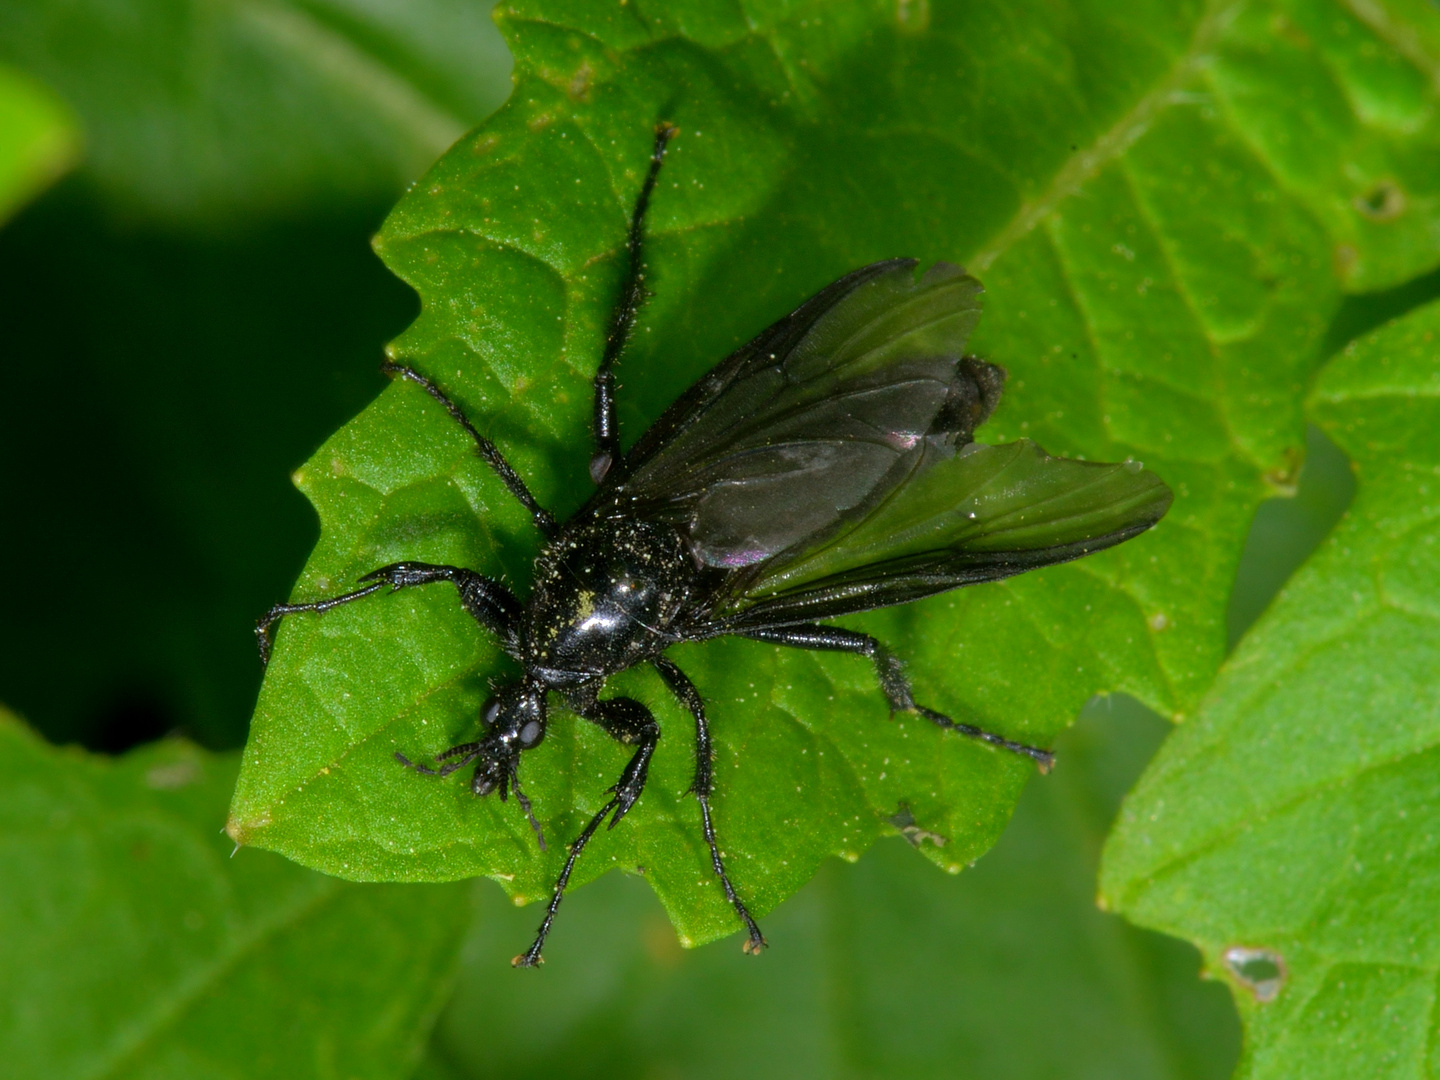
[256,124,1172,966]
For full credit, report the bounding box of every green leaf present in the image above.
[422,702,1238,1080]
[234,0,1440,948]
[1100,299,1440,1078]
[0,63,78,225]
[0,0,510,223]
[0,710,469,1079]
[1207,0,1440,290]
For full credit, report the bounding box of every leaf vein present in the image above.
[970,0,1243,274]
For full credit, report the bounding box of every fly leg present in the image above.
[589,122,678,486]
[256,562,521,664]
[357,562,522,647]
[513,697,659,967]
[254,582,386,665]
[653,656,767,955]
[381,361,557,537]
[741,625,1054,771]
[337,562,528,783]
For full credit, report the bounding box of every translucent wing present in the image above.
[613,260,1000,568]
[711,439,1172,630]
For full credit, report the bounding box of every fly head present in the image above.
[471,681,548,798]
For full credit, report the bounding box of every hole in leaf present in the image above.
[889,802,947,848]
[1354,180,1406,222]
[1223,946,1286,1002]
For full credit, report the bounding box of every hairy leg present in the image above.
[513,696,660,967]
[255,561,521,664]
[652,656,767,955]
[382,361,557,536]
[589,122,678,486]
[255,583,385,665]
[741,624,1054,771]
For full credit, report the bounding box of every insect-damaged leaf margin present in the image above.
[230,0,1440,949]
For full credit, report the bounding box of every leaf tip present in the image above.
[224,810,269,848]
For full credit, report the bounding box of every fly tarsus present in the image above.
[254,581,386,664]
[513,794,620,968]
[913,706,1055,772]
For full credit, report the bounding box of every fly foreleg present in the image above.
[358,562,522,648]
[514,696,659,968]
[256,562,521,664]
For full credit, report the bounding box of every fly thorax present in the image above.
[523,518,694,678]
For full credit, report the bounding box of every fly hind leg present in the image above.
[585,696,661,828]
[513,696,659,968]
[741,625,1054,772]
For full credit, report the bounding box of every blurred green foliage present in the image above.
[1105,298,1440,1079]
[0,61,77,223]
[0,0,511,751]
[0,711,468,1079]
[3,0,1440,1078]
[0,199,416,749]
[0,0,512,224]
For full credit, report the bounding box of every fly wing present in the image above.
[614,260,998,569]
[710,439,1172,630]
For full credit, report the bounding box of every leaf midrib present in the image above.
[970,0,1242,275]
[82,871,345,1080]
[238,0,470,154]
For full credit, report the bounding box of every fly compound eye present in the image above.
[518,719,545,749]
